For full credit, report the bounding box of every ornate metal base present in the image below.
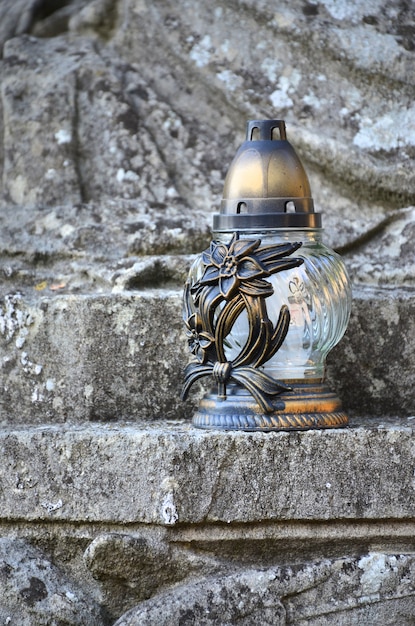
[192,383,348,431]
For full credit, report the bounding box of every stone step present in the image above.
[1,285,414,425]
[1,418,415,526]
[2,417,415,624]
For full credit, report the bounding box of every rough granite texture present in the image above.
[0,0,415,623]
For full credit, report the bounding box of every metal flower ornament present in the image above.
[182,233,304,412]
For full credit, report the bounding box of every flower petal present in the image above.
[198,265,220,286]
[230,238,261,259]
[237,256,269,280]
[257,242,302,263]
[199,338,213,350]
[182,362,214,400]
[186,313,198,331]
[189,342,198,355]
[211,243,228,266]
[219,275,238,300]
[202,249,212,265]
[261,257,303,275]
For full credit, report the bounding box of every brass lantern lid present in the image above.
[213,119,321,231]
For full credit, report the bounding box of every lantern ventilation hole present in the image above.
[285,201,296,213]
[250,126,260,141]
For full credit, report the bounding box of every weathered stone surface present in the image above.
[327,285,415,418]
[342,206,415,288]
[0,31,215,259]
[1,420,415,525]
[0,1,38,54]
[1,286,414,424]
[113,564,319,625]
[0,537,103,625]
[0,0,413,426]
[1,419,415,622]
[0,1,92,53]
[3,518,415,624]
[114,554,415,626]
[83,530,222,618]
[0,290,192,424]
[3,516,415,625]
[0,0,415,271]
[0,1,414,623]
[285,553,415,625]
[0,0,414,425]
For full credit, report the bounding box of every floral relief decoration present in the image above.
[182,233,304,412]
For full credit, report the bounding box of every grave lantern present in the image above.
[182,119,351,430]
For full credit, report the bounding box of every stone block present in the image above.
[0,290,192,424]
[0,419,414,525]
[1,285,415,424]
[328,285,415,418]
[1,421,415,623]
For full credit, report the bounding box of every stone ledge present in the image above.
[2,418,415,526]
[1,285,415,425]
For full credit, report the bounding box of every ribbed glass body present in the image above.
[189,229,351,381]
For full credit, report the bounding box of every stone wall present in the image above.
[0,0,414,623]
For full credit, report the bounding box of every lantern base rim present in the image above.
[192,383,348,431]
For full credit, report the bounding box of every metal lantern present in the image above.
[182,119,351,431]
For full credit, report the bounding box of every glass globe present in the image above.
[210,229,352,382]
